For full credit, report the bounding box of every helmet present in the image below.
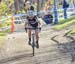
[27,10,35,17]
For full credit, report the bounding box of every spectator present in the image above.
[24,1,34,12]
[43,3,53,24]
[43,10,53,24]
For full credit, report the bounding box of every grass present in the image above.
[0,29,11,36]
[53,16,75,30]
[69,29,75,35]
[0,17,13,48]
[0,32,6,36]
[0,19,11,27]
[59,16,75,24]
[0,18,12,35]
[0,32,6,48]
[0,27,11,48]
[0,30,10,48]
[0,32,6,41]
[0,36,5,41]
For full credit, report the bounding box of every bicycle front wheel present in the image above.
[32,44,35,56]
[32,34,35,56]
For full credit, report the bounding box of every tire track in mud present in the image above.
[0,44,60,64]
[51,30,75,63]
[0,24,75,64]
[64,30,75,62]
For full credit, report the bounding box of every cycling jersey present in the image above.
[26,16,39,28]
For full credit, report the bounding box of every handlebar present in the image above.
[25,27,41,33]
[25,27,41,30]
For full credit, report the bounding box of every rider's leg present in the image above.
[35,30,39,48]
[28,29,31,45]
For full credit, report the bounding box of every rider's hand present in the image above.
[40,25,42,29]
[39,27,41,31]
[39,26,41,32]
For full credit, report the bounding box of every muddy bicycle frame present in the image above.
[26,27,41,56]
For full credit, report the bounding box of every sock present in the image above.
[29,38,31,41]
[36,40,38,43]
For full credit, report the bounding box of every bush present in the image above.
[70,29,75,35]
[59,16,75,24]
[0,32,6,36]
[53,16,75,30]
[0,2,7,16]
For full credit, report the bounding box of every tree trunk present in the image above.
[14,0,20,13]
[0,0,1,2]
[73,0,75,8]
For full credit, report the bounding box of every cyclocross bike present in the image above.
[26,27,41,56]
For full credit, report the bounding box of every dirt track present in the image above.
[0,24,75,64]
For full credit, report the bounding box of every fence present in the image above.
[0,7,75,32]
[13,8,75,23]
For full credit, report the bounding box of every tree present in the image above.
[14,0,25,14]
[54,0,58,24]
[73,0,75,8]
[0,2,7,16]
[14,0,19,13]
[0,0,14,16]
[0,0,1,2]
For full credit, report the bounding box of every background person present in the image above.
[43,10,53,24]
[24,1,34,12]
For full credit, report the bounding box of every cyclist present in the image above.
[25,10,41,48]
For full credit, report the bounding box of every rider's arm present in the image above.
[25,19,28,28]
[24,20,28,32]
[25,22,28,28]
[38,21,41,25]
[35,16,41,26]
[36,17,41,25]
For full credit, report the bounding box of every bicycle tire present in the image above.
[32,44,35,56]
[32,34,35,56]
